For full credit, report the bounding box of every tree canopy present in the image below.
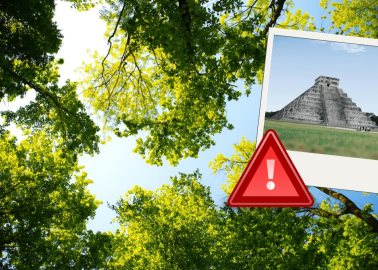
[109,171,219,269]
[0,131,112,269]
[1,0,377,269]
[0,1,109,268]
[108,161,378,269]
[0,0,100,158]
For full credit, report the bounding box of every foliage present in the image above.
[0,1,61,68]
[366,113,378,126]
[307,200,378,269]
[0,132,111,269]
[65,0,104,10]
[109,171,219,269]
[265,110,278,118]
[209,136,255,194]
[219,207,318,269]
[110,171,318,269]
[81,0,315,165]
[1,76,100,157]
[320,0,378,38]
[0,0,100,157]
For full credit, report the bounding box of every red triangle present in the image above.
[228,130,314,207]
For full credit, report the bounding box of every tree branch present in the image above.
[261,0,286,36]
[317,187,378,233]
[101,1,127,77]
[2,65,81,126]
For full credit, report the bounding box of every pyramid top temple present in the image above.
[315,76,339,87]
[270,76,377,129]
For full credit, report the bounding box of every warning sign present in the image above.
[227,130,314,207]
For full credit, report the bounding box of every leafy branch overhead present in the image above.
[0,0,100,157]
[81,0,315,165]
[0,131,111,269]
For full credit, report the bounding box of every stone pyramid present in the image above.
[271,76,377,129]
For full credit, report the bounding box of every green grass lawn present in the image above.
[264,119,378,160]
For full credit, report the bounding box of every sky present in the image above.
[268,36,378,114]
[51,0,377,232]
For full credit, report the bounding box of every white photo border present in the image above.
[257,28,378,193]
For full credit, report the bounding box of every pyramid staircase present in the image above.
[321,84,346,127]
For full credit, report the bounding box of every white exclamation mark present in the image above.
[266,159,275,190]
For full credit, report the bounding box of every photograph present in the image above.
[258,28,378,193]
[264,36,378,160]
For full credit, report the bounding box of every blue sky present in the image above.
[268,36,378,114]
[53,1,377,232]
